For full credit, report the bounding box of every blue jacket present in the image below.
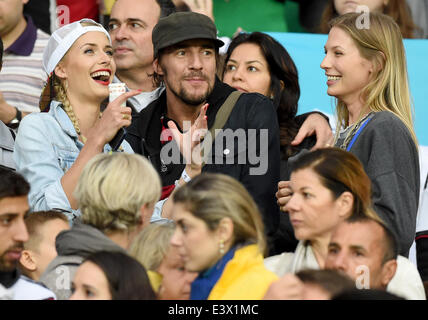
[13,100,133,220]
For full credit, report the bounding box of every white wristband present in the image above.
[181,169,192,183]
[174,169,192,189]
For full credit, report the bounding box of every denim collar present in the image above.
[48,100,80,140]
[48,100,127,153]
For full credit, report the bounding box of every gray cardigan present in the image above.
[339,111,420,257]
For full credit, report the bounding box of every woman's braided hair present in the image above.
[52,76,87,142]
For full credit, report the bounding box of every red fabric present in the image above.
[57,0,99,23]
[415,234,428,241]
[161,185,176,200]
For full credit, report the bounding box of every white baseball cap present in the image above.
[43,18,111,75]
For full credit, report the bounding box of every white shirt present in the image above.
[0,276,56,300]
[112,76,164,113]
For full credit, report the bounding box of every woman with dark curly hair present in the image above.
[223,31,318,180]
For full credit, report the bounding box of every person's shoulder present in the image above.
[388,255,426,300]
[264,251,295,276]
[396,255,420,271]
[233,92,276,121]
[372,110,397,119]
[370,111,406,126]
[19,110,56,131]
[366,111,414,140]
[39,255,82,289]
[13,276,56,300]
[238,91,273,105]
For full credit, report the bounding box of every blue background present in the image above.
[269,32,428,146]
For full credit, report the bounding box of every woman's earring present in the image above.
[219,239,225,255]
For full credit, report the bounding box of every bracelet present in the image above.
[174,169,192,190]
[181,168,192,183]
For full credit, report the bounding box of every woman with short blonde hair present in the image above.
[75,153,161,232]
[129,222,175,271]
[40,152,161,300]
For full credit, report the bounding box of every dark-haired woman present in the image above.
[70,251,156,300]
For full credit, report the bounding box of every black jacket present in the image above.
[126,78,281,238]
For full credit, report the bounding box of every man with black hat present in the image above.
[126,12,329,248]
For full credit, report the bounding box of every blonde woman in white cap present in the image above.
[13,19,141,221]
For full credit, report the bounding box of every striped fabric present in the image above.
[0,29,49,113]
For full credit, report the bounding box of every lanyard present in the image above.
[346,117,372,151]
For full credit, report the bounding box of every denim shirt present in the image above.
[13,100,134,221]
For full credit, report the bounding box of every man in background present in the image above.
[0,0,49,128]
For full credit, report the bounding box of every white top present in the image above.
[113,76,164,113]
[0,276,56,300]
[264,241,318,275]
[387,256,426,300]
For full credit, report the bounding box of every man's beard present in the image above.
[0,243,24,272]
[165,71,214,106]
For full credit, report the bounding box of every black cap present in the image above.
[152,12,224,58]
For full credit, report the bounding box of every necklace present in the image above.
[336,112,374,150]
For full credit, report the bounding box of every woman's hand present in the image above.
[86,90,141,147]
[168,103,208,177]
[182,0,214,21]
[276,180,292,212]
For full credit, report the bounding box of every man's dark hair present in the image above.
[156,0,176,18]
[84,251,156,300]
[345,214,399,264]
[0,168,30,201]
[296,269,355,298]
[332,288,405,300]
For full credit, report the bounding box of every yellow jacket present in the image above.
[208,244,278,300]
